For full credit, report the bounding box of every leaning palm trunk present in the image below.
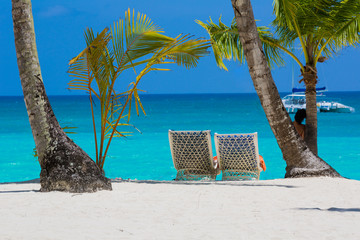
[230,0,340,177]
[12,0,111,192]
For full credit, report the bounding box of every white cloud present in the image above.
[39,5,69,18]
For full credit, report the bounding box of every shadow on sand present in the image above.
[112,179,299,188]
[296,207,360,213]
[0,178,299,192]
[0,189,39,194]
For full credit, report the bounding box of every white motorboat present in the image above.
[282,87,355,114]
[317,100,355,113]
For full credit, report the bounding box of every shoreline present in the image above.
[1,177,359,239]
[2,174,359,185]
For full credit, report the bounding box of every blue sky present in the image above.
[1,0,359,96]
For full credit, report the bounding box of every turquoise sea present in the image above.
[1,92,359,182]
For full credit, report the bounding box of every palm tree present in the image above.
[68,9,210,170]
[198,0,341,177]
[201,0,360,155]
[273,0,360,154]
[11,0,111,192]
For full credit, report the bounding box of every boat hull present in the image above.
[282,93,355,114]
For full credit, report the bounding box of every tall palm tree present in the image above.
[200,0,360,155]
[11,0,111,192]
[273,0,360,154]
[213,0,341,177]
[68,9,210,170]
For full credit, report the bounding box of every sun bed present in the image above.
[214,132,261,180]
[168,130,218,181]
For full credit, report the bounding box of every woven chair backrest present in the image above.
[214,133,260,173]
[168,130,215,174]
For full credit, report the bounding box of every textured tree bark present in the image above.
[302,65,318,155]
[12,0,112,192]
[231,0,340,177]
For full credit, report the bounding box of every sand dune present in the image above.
[0,177,359,240]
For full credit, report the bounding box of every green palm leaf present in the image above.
[196,17,284,70]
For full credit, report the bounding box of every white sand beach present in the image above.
[0,177,359,240]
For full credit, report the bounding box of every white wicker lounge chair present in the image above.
[168,130,218,181]
[214,132,261,180]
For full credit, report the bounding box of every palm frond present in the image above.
[196,17,284,69]
[161,35,210,69]
[323,0,360,48]
[68,28,112,97]
[111,9,174,70]
[273,0,310,60]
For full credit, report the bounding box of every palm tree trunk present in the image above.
[231,0,340,177]
[12,0,111,192]
[303,66,318,155]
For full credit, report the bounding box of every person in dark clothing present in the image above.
[293,109,306,139]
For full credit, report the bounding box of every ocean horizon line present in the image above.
[1,90,360,97]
